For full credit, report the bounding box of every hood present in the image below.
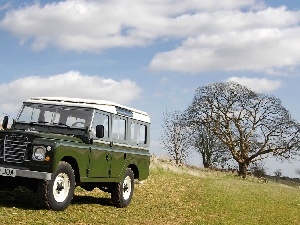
[0,129,84,143]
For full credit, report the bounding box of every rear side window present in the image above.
[131,122,147,145]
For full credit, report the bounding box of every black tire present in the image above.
[111,168,134,208]
[38,161,75,211]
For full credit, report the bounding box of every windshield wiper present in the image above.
[53,123,71,129]
[38,121,48,124]
[27,121,49,125]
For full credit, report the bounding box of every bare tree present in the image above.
[187,82,300,178]
[160,110,191,164]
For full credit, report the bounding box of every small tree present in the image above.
[160,110,191,164]
[274,169,282,179]
[190,124,229,168]
[249,161,267,178]
[295,168,300,176]
[187,82,300,178]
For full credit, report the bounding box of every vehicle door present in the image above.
[88,111,111,178]
[109,115,128,178]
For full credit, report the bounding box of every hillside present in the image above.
[0,157,299,225]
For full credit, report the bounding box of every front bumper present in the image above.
[16,169,52,180]
[0,166,52,180]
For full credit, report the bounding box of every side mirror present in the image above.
[2,116,8,130]
[96,125,104,138]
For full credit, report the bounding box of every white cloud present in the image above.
[1,1,300,74]
[147,6,300,74]
[0,0,264,51]
[226,76,285,93]
[0,71,142,116]
[149,5,300,74]
[149,27,300,73]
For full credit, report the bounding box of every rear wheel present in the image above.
[38,161,75,211]
[111,168,134,208]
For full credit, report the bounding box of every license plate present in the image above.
[0,167,17,177]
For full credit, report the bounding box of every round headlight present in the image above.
[32,146,46,161]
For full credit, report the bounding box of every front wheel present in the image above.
[38,161,75,211]
[111,168,134,208]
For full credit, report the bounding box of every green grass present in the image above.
[0,165,299,225]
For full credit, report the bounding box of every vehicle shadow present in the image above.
[0,188,41,210]
[72,195,113,207]
[0,188,113,210]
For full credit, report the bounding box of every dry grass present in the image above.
[0,161,299,225]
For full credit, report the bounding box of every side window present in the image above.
[112,116,126,141]
[131,122,138,144]
[130,122,147,145]
[92,111,109,139]
[139,125,147,144]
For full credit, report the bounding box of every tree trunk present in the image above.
[203,162,210,168]
[175,151,179,164]
[238,162,248,178]
[203,156,211,168]
[202,154,208,168]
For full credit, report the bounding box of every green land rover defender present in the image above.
[0,97,150,211]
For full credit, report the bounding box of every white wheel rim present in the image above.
[122,175,132,200]
[53,173,70,203]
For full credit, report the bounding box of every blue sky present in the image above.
[0,0,300,177]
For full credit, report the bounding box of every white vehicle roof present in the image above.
[26,97,150,123]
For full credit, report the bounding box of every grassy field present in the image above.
[0,161,299,225]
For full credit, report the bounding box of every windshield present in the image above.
[17,103,93,129]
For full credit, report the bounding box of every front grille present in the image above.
[1,135,32,163]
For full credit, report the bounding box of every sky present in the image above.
[0,0,300,177]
